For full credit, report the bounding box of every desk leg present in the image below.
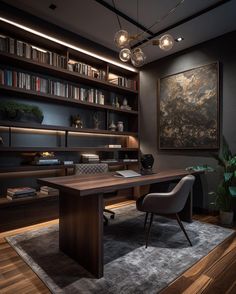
[59,191,104,278]
[179,189,193,222]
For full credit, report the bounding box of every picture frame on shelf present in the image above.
[158,62,219,150]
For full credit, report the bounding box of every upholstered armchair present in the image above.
[136,175,195,248]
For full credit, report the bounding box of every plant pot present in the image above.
[219,210,234,226]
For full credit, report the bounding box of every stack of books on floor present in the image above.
[40,186,59,196]
[7,187,37,200]
[81,154,100,163]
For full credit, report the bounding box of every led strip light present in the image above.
[0,16,137,72]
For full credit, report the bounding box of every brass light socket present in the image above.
[152,39,160,46]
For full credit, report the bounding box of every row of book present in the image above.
[0,34,67,68]
[0,35,137,90]
[68,61,106,81]
[0,69,105,103]
[108,73,137,90]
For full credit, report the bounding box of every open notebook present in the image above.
[115,170,141,178]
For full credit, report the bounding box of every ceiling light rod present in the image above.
[95,0,154,37]
[132,0,231,48]
[0,16,137,72]
[132,0,185,43]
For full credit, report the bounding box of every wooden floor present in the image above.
[0,202,236,294]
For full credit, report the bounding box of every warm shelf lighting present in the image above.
[12,128,64,135]
[0,16,137,73]
[69,131,136,138]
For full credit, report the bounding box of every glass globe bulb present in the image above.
[114,30,129,49]
[131,48,146,67]
[119,48,131,62]
[159,34,174,51]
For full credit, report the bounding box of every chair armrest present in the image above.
[141,192,176,214]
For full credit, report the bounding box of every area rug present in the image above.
[6,204,234,294]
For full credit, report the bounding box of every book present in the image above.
[7,187,36,196]
[40,186,59,196]
[7,194,37,201]
[123,159,138,162]
[107,144,122,148]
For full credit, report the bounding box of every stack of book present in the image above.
[7,187,37,200]
[40,186,59,196]
[81,154,100,163]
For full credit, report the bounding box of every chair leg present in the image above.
[145,213,154,248]
[144,212,149,229]
[103,214,108,226]
[175,213,192,246]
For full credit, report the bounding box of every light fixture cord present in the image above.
[132,0,185,46]
[136,0,139,35]
[112,0,122,30]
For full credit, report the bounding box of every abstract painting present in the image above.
[158,62,219,149]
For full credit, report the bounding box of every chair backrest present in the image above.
[75,163,108,175]
[168,175,195,213]
[143,175,195,214]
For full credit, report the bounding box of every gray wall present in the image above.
[140,31,236,208]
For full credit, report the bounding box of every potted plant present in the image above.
[0,100,44,123]
[211,137,236,225]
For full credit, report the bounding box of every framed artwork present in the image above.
[158,62,219,149]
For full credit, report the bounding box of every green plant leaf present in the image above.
[229,186,236,196]
[224,172,233,181]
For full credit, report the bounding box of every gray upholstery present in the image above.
[136,175,195,214]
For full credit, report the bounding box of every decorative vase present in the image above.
[117,121,124,132]
[115,97,119,108]
[219,210,234,226]
[122,98,128,107]
[109,121,116,131]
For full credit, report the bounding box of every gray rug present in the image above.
[6,204,234,294]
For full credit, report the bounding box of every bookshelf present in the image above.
[0,21,139,231]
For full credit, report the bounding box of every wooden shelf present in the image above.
[0,85,138,115]
[0,120,138,136]
[0,192,59,208]
[0,52,138,95]
[0,147,139,152]
[0,164,75,174]
[0,162,138,174]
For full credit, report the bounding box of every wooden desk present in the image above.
[38,169,202,278]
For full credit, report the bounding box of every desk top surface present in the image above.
[38,169,202,196]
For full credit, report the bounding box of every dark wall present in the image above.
[140,31,236,208]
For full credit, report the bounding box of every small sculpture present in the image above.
[93,112,101,129]
[71,114,83,128]
[0,136,4,145]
